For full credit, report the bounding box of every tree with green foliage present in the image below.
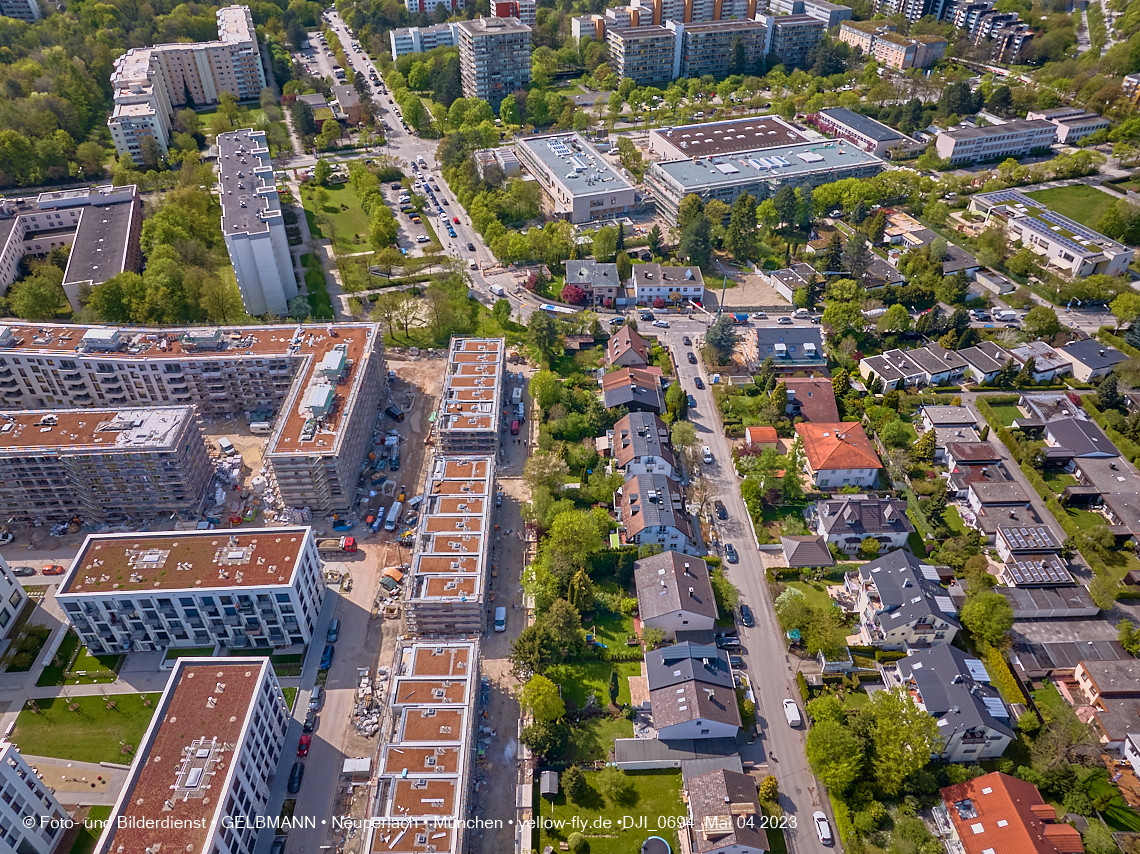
[665,381,689,422]
[877,303,912,334]
[821,232,844,273]
[616,251,632,284]
[527,311,561,367]
[859,537,882,559]
[510,625,559,676]
[961,590,1015,647]
[1022,305,1061,338]
[868,687,941,796]
[727,193,757,261]
[544,599,582,658]
[596,765,631,805]
[492,298,512,326]
[773,185,797,229]
[519,718,569,758]
[677,195,705,233]
[806,721,865,794]
[1118,619,1140,656]
[842,231,872,281]
[913,428,936,465]
[562,766,587,803]
[648,224,664,257]
[8,266,66,320]
[1015,357,1036,387]
[993,359,1019,388]
[706,315,739,361]
[608,669,620,706]
[519,674,565,724]
[679,215,712,268]
[806,695,846,725]
[1097,375,1123,411]
[770,381,788,414]
[758,775,778,803]
[879,419,915,449]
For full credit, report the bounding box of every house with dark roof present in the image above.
[892,645,1014,761]
[845,549,960,648]
[995,525,1062,563]
[1073,659,1140,751]
[938,772,1086,854]
[781,535,835,568]
[607,325,651,368]
[646,643,741,739]
[1009,341,1072,382]
[895,227,979,276]
[859,343,968,390]
[743,326,826,371]
[945,442,1002,470]
[808,495,914,554]
[795,422,882,489]
[617,473,695,554]
[1044,417,1119,459]
[967,481,1031,514]
[685,769,769,854]
[960,340,1010,385]
[919,405,978,432]
[566,259,622,307]
[1057,339,1128,382]
[608,412,676,477]
[634,552,717,639]
[602,367,664,413]
[784,378,839,422]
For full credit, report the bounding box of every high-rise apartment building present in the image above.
[0,0,40,22]
[838,20,946,69]
[457,17,532,111]
[767,0,852,29]
[0,742,69,854]
[0,321,385,515]
[491,0,536,27]
[0,185,143,310]
[606,25,680,84]
[93,659,289,854]
[218,129,297,317]
[56,528,325,652]
[0,407,212,521]
[759,14,826,68]
[389,22,461,58]
[0,557,30,638]
[436,337,506,453]
[403,0,464,14]
[672,19,768,78]
[875,0,1032,61]
[108,6,266,164]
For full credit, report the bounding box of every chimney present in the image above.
[689,587,695,597]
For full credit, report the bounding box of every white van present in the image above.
[783,699,802,728]
[217,437,237,456]
[792,308,810,319]
[250,422,273,435]
[494,607,506,632]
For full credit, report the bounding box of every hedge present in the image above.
[974,395,1024,463]
[875,649,908,662]
[796,671,810,701]
[1097,328,1140,361]
[981,643,1026,706]
[600,648,644,662]
[906,489,933,538]
[830,793,855,847]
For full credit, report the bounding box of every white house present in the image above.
[647,643,741,739]
[1009,341,1072,382]
[795,422,883,489]
[846,549,960,648]
[631,263,706,305]
[634,552,717,639]
[860,344,968,390]
[1056,339,1128,382]
[809,495,914,555]
[959,341,1010,385]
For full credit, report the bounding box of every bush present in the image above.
[562,765,586,803]
[567,832,589,854]
[981,643,1026,705]
[796,671,810,700]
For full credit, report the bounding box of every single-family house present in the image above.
[808,495,914,554]
[945,442,1002,471]
[780,535,835,568]
[1056,339,1128,382]
[566,259,623,307]
[744,425,779,451]
[744,326,827,371]
[609,412,677,477]
[784,378,840,421]
[1044,417,1119,459]
[685,769,769,854]
[795,422,882,489]
[919,405,978,433]
[1009,341,1072,382]
[607,325,651,368]
[994,525,1063,563]
[617,473,696,554]
[894,645,1014,762]
[1073,659,1140,751]
[859,344,968,390]
[634,551,717,639]
[602,368,664,413]
[646,643,741,740]
[959,340,1010,385]
[847,549,960,648]
[967,482,1031,514]
[631,264,706,306]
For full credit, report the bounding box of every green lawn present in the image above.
[302,183,372,254]
[908,531,929,556]
[1026,185,1116,229]
[67,806,112,854]
[943,505,969,535]
[787,580,840,613]
[989,404,1024,427]
[587,611,638,651]
[546,661,641,709]
[283,687,298,710]
[1083,768,1140,831]
[1032,681,1075,725]
[534,769,681,854]
[1065,507,1108,532]
[566,715,634,765]
[13,694,160,763]
[1101,549,1140,584]
[37,630,80,686]
[1043,471,1078,490]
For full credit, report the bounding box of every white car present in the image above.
[652,320,670,328]
[702,446,713,464]
[776,316,793,325]
[813,811,832,845]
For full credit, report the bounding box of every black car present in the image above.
[715,635,741,649]
[694,376,704,389]
[682,336,691,346]
[303,710,316,732]
[687,352,697,364]
[320,643,335,669]
[725,544,738,564]
[729,655,746,669]
[287,762,305,793]
[740,604,755,627]
[714,500,727,520]
[11,566,35,577]
[467,242,476,251]
[687,394,696,408]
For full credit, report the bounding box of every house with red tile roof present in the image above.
[607,324,651,368]
[938,772,1084,854]
[794,422,882,489]
[744,425,779,451]
[784,378,840,422]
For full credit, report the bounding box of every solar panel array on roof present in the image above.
[982,696,1009,718]
[1003,557,1073,586]
[548,138,571,157]
[964,658,989,682]
[1000,526,1058,551]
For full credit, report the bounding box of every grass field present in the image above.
[566,715,633,765]
[36,630,80,687]
[1043,471,1078,490]
[943,505,969,535]
[283,687,298,710]
[787,580,841,613]
[302,183,371,255]
[546,661,641,709]
[1065,506,1109,532]
[301,253,334,319]
[14,694,160,763]
[534,768,681,854]
[989,404,1024,427]
[66,806,111,854]
[1025,185,1115,229]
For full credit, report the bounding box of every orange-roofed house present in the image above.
[745,425,779,451]
[938,772,1084,854]
[795,422,883,489]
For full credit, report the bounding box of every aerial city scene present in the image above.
[2,0,1140,851]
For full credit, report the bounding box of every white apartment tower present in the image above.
[108,5,267,164]
[457,17,532,111]
[93,659,289,854]
[218,129,297,316]
[0,557,29,639]
[0,742,69,854]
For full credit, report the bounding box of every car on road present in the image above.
[442,198,448,205]
[415,235,430,243]
[327,619,340,643]
[715,635,741,649]
[752,312,767,319]
[814,812,832,845]
[725,544,738,564]
[682,335,691,345]
[687,352,697,364]
[309,686,323,711]
[11,566,35,577]
[303,710,317,733]
[467,242,476,251]
[703,446,714,465]
[640,312,654,321]
[740,603,754,626]
[496,490,503,507]
[652,320,670,328]
[287,762,305,793]
[776,316,793,325]
[297,735,311,756]
[729,655,745,669]
[453,216,460,224]
[783,699,802,727]
[41,564,65,576]
[694,376,704,389]
[714,499,727,520]
[320,644,335,669]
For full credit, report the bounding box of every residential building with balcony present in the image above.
[55,527,325,653]
[0,0,41,22]
[635,552,716,638]
[845,549,960,648]
[93,658,289,854]
[671,19,768,79]
[757,14,825,68]
[606,412,677,478]
[0,741,68,854]
[0,558,29,640]
[742,326,826,371]
[616,473,696,554]
[389,23,461,57]
[491,0,536,27]
[795,422,882,489]
[436,337,505,454]
[0,407,211,522]
[837,20,945,68]
[404,457,495,636]
[403,0,465,16]
[606,25,680,85]
[631,263,705,306]
[809,495,914,554]
[766,0,852,28]
[457,17,532,111]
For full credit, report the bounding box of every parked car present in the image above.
[715,635,741,649]
[41,564,65,576]
[725,544,738,564]
[297,735,311,756]
[740,604,755,626]
[814,812,833,845]
[303,710,317,733]
[327,619,340,643]
[694,376,704,390]
[714,500,727,520]
[11,566,35,577]
[703,446,714,465]
[287,762,305,793]
[687,352,697,364]
[309,686,323,711]
[729,655,745,669]
[687,394,696,407]
[320,644,335,669]
[783,699,802,727]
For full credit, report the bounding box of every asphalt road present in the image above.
[655,316,836,854]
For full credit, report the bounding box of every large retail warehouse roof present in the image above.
[652,140,884,190]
